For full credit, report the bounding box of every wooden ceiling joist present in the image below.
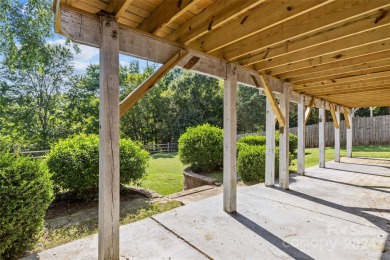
[106,0,135,19]
[235,8,390,66]
[248,24,390,70]
[166,0,266,44]
[213,0,390,61]
[137,0,197,35]
[261,38,390,75]
[55,0,390,108]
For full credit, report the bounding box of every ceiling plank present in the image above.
[106,0,136,20]
[137,0,197,35]
[190,0,332,53]
[166,0,265,44]
[213,0,390,61]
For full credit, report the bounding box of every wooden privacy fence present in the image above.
[238,115,390,148]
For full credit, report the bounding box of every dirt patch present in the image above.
[46,187,158,229]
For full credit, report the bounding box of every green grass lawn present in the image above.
[138,152,185,195]
[290,145,390,172]
[139,145,390,195]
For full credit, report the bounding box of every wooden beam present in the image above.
[120,50,189,117]
[137,0,195,35]
[265,97,275,187]
[190,0,331,53]
[216,0,390,61]
[223,63,237,213]
[106,0,135,20]
[343,107,351,129]
[330,104,339,129]
[166,0,265,44]
[305,97,315,124]
[279,83,290,190]
[98,14,120,260]
[252,75,285,127]
[297,94,305,175]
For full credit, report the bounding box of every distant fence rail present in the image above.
[238,115,390,148]
[17,143,178,158]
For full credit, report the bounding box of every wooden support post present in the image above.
[335,105,341,162]
[265,98,275,186]
[279,83,290,190]
[370,107,374,117]
[120,50,188,117]
[347,111,353,158]
[98,15,120,260]
[319,100,326,168]
[223,63,237,213]
[297,94,305,175]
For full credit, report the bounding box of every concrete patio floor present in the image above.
[24,158,390,259]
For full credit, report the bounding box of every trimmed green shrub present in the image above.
[237,145,279,183]
[178,124,223,173]
[238,132,298,155]
[0,153,53,259]
[237,135,266,146]
[46,134,149,198]
[275,132,298,155]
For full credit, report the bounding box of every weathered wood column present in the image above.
[279,83,290,190]
[334,106,341,162]
[297,94,305,175]
[265,97,275,186]
[347,111,353,158]
[223,63,237,213]
[98,14,120,260]
[319,100,326,168]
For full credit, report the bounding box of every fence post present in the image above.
[167,142,170,153]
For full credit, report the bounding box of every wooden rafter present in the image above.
[250,24,390,70]
[305,97,315,125]
[236,8,390,66]
[119,50,189,117]
[106,0,135,20]
[190,0,331,53]
[330,104,339,129]
[137,0,196,35]
[251,75,285,127]
[215,0,390,61]
[166,0,266,44]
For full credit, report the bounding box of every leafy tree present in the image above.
[237,86,266,133]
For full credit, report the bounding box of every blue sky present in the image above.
[48,34,159,75]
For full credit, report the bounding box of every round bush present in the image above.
[0,153,53,259]
[46,134,149,198]
[237,144,279,183]
[178,124,223,173]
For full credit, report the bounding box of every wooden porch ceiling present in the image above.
[55,0,390,108]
